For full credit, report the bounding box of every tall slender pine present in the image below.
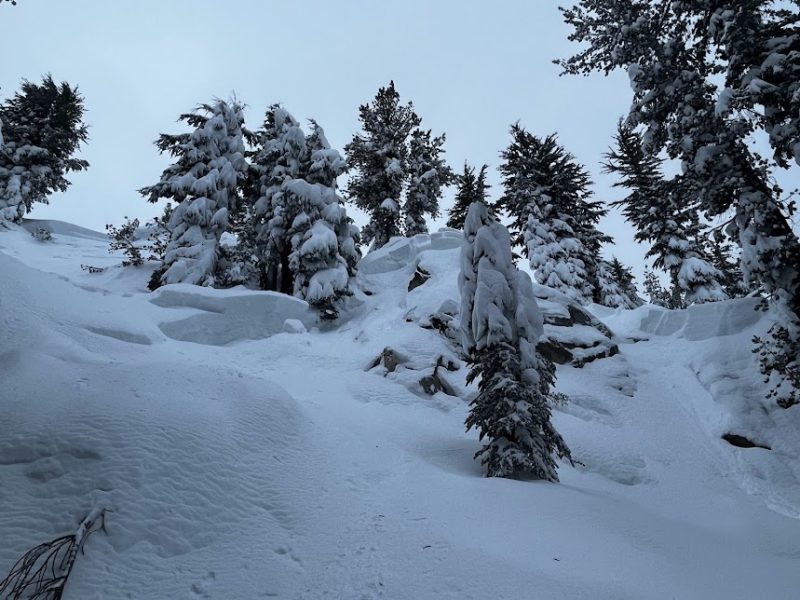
[460,200,573,480]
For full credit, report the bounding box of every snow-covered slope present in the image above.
[1,222,799,599]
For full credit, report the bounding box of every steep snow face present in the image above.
[1,223,800,599]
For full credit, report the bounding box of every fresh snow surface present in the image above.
[1,222,799,599]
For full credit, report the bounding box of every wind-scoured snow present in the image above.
[1,222,799,599]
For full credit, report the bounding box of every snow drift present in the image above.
[1,223,799,599]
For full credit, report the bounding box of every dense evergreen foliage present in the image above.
[140,99,249,288]
[346,81,451,249]
[447,163,490,230]
[603,122,727,306]
[0,75,88,223]
[497,126,608,305]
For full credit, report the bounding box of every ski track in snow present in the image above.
[1,222,799,599]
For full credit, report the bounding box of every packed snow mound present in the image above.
[151,284,316,345]
[404,248,462,327]
[638,297,763,340]
[358,229,462,274]
[1,354,314,598]
[0,251,163,352]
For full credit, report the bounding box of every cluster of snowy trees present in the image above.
[559,0,800,408]
[447,125,645,311]
[139,100,359,319]
[129,82,455,319]
[0,75,88,224]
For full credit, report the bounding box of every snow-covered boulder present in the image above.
[531,283,619,367]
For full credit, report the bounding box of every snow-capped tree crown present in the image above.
[139,98,249,287]
[0,75,89,221]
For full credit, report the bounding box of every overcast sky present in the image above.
[5,1,795,282]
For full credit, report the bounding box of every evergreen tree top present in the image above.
[140,98,248,205]
[0,74,89,173]
[447,163,491,230]
[347,81,421,154]
[499,126,592,212]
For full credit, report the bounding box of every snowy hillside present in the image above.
[1,221,799,599]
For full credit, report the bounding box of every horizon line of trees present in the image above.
[0,72,751,310]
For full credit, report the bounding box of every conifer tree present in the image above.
[560,0,800,407]
[460,201,573,480]
[346,81,420,249]
[603,122,727,306]
[404,128,453,236]
[596,257,642,309]
[247,106,308,293]
[140,99,248,288]
[610,256,641,303]
[447,163,489,230]
[643,270,671,308]
[0,75,88,223]
[706,228,750,299]
[498,126,604,304]
[241,109,359,317]
[286,121,360,319]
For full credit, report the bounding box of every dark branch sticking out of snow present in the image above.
[0,507,107,600]
[721,433,772,451]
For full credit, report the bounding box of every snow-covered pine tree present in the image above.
[447,163,489,230]
[706,228,750,299]
[560,1,800,407]
[304,120,361,276]
[576,196,613,303]
[498,126,600,304]
[643,270,671,308]
[345,81,421,249]
[246,105,308,293]
[0,75,88,223]
[603,122,727,307]
[596,257,642,309]
[286,120,360,319]
[238,111,358,317]
[140,99,248,288]
[459,200,573,480]
[609,256,642,305]
[403,128,453,236]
